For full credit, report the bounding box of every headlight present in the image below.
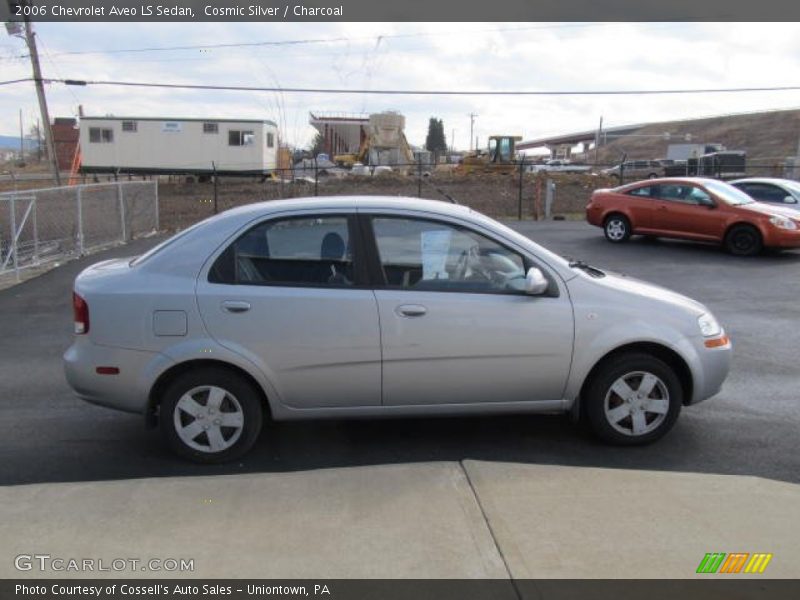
[769,216,798,230]
[698,313,722,337]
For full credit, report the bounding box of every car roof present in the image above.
[728,177,793,185]
[619,176,726,188]
[219,195,472,220]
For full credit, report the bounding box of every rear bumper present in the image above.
[585,204,603,226]
[63,338,170,415]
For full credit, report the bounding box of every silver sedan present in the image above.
[64,197,732,462]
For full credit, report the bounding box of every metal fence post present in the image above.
[118,182,127,242]
[77,185,84,255]
[314,158,319,197]
[32,197,39,264]
[10,194,18,281]
[212,162,219,215]
[518,157,525,220]
[417,156,422,198]
[154,181,160,231]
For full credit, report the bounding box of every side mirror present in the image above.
[783,196,798,204]
[525,267,549,296]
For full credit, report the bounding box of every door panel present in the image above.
[652,183,723,239]
[197,213,381,409]
[375,290,574,405]
[197,286,381,408]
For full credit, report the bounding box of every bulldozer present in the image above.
[457,135,522,175]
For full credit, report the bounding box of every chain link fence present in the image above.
[0,181,159,283]
[155,169,616,232]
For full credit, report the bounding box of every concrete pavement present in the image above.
[1,463,506,579]
[2,461,798,579]
[462,461,800,579]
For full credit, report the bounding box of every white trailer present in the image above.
[79,117,278,176]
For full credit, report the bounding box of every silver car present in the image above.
[730,178,800,212]
[64,197,732,462]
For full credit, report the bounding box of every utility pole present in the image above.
[468,113,478,151]
[19,8,60,184]
[18,109,23,161]
[36,117,42,161]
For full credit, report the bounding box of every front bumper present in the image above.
[763,226,800,249]
[685,333,732,405]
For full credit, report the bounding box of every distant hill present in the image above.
[595,108,800,168]
[0,135,39,151]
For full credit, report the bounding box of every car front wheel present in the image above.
[724,224,762,256]
[603,215,631,243]
[584,353,682,445]
[160,367,263,463]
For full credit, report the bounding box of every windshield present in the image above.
[704,180,755,206]
[781,180,800,197]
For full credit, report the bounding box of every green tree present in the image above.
[425,118,447,154]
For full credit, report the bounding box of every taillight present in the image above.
[73,292,89,334]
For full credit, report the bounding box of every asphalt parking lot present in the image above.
[1,220,798,487]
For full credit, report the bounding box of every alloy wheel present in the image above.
[605,219,627,241]
[173,385,245,453]
[603,371,670,437]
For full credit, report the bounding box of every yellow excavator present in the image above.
[457,135,522,175]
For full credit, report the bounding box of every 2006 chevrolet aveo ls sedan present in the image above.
[64,197,732,462]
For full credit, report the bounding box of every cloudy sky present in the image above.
[2,21,799,150]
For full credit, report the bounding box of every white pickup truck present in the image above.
[526,159,593,174]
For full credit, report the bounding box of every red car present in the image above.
[586,177,800,256]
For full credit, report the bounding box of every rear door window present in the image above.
[209,215,357,287]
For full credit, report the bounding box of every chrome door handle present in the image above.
[396,304,427,317]
[222,300,251,313]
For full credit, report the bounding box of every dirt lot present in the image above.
[157,172,617,231]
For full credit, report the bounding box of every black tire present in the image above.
[584,353,682,445]
[603,214,631,243]
[160,367,264,463]
[724,224,763,256]
[647,172,659,179]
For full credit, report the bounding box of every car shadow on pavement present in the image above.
[2,405,797,487]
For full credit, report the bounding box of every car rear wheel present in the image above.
[584,353,682,445]
[160,367,263,463]
[603,215,631,243]
[724,225,762,256]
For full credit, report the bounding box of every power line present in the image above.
[11,23,638,59]
[43,78,800,96]
[0,78,32,86]
[4,76,800,96]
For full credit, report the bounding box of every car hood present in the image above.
[576,269,707,317]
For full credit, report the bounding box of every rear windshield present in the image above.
[130,218,211,266]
